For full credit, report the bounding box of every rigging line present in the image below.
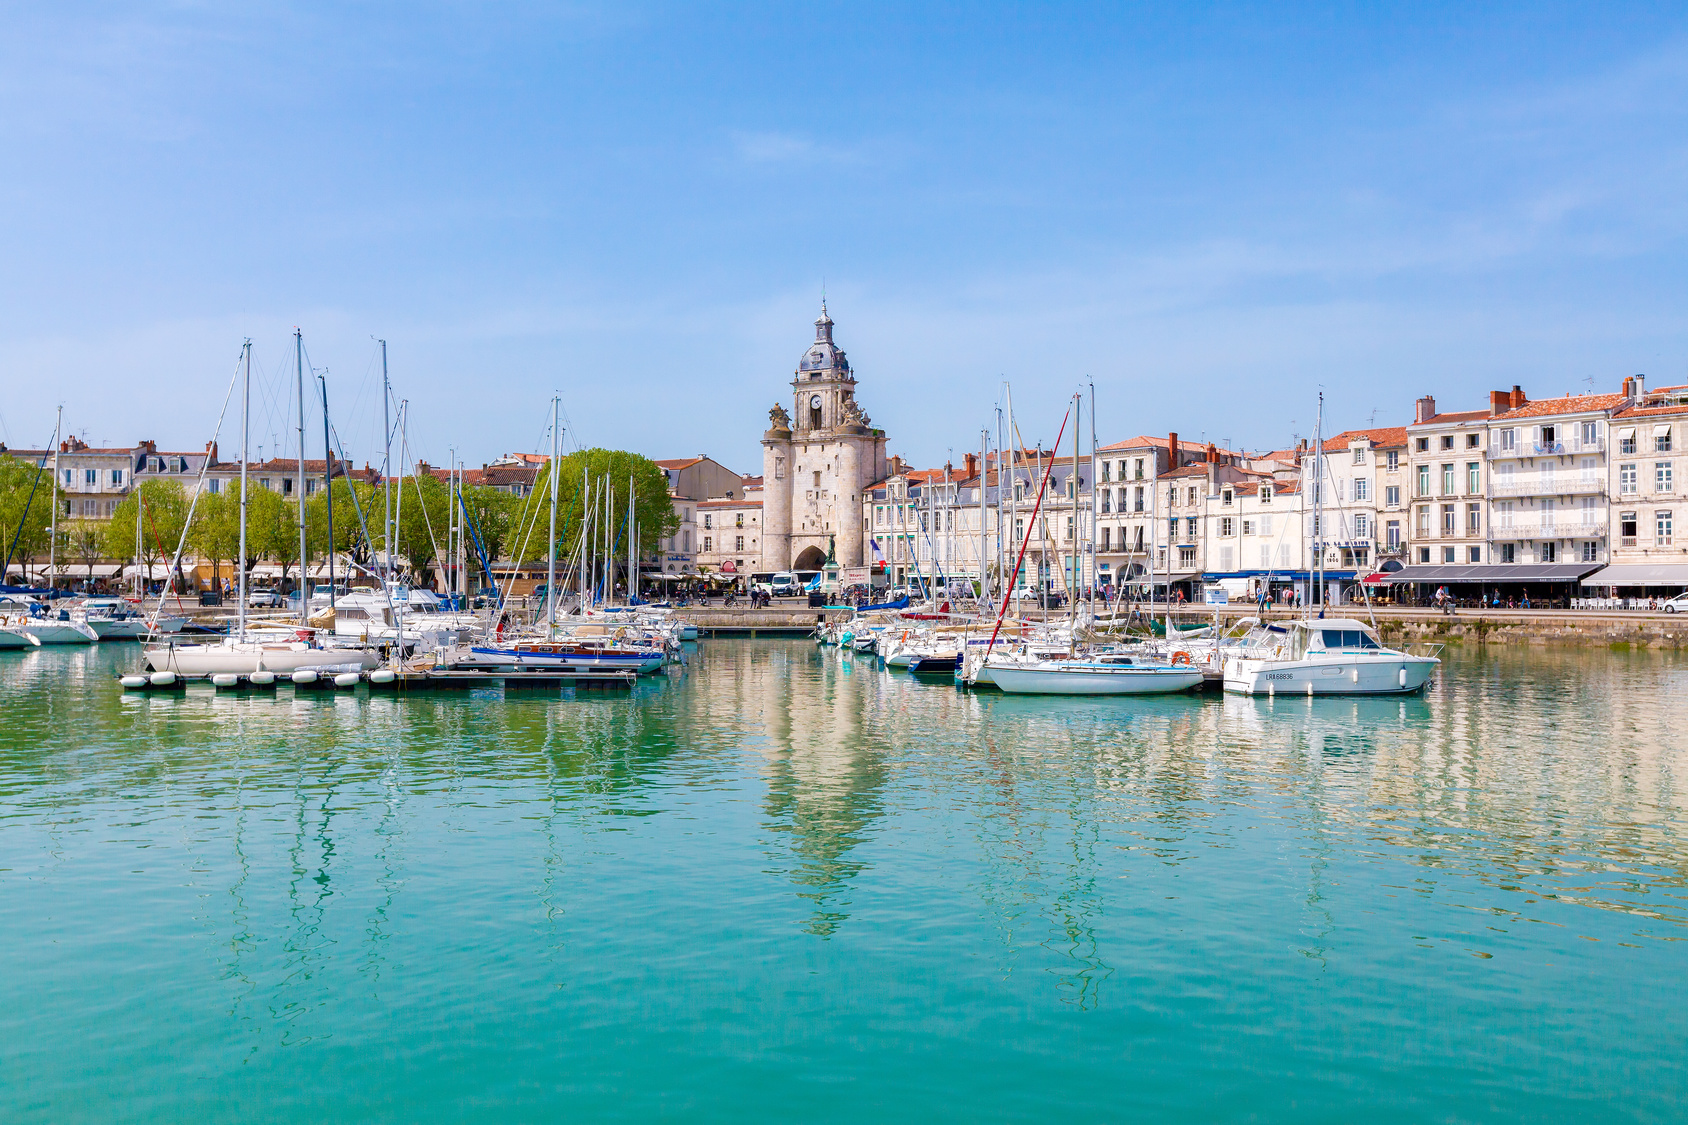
[148,344,245,627]
[399,420,448,583]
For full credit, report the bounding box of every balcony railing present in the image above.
[1491,478,1608,497]
[1491,518,1609,540]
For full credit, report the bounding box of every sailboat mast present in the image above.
[1313,392,1325,614]
[545,396,560,628]
[295,329,308,625]
[1004,384,1018,613]
[381,340,392,582]
[1088,379,1098,620]
[237,340,251,642]
[1068,391,1080,648]
[48,405,61,590]
[319,373,335,612]
[978,428,988,604]
[134,490,143,598]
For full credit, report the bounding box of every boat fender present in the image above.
[250,671,276,686]
[148,671,177,687]
[1171,651,1193,665]
[211,673,239,688]
[292,670,319,685]
[369,669,396,685]
[333,672,361,688]
[1398,667,1407,688]
[120,675,150,690]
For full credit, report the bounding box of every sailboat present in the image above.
[143,339,378,677]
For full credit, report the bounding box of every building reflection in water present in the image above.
[1,640,1687,1042]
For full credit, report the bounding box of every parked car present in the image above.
[1663,592,1688,614]
[247,589,286,608]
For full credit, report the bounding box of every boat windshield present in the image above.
[1319,629,1381,650]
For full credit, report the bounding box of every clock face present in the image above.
[810,395,822,408]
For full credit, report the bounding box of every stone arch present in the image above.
[793,545,827,571]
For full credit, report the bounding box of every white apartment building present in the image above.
[1486,391,1625,568]
[695,496,763,578]
[1600,378,1688,588]
[1405,396,1493,567]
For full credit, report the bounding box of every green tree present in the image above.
[66,521,104,585]
[0,453,63,583]
[247,487,301,587]
[303,478,378,567]
[459,484,520,568]
[101,480,190,575]
[191,489,241,592]
[511,449,678,565]
[394,473,452,582]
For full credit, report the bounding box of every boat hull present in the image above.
[449,646,665,674]
[144,642,379,675]
[1222,655,1437,695]
[0,629,41,649]
[21,622,99,644]
[990,664,1204,695]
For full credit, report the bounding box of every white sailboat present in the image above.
[143,339,377,677]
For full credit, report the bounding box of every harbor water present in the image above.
[2,640,1685,1121]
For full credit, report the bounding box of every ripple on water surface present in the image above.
[1,640,1685,1122]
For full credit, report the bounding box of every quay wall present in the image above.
[1206,606,1688,650]
[164,600,1688,649]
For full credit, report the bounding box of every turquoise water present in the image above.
[1,640,1685,1122]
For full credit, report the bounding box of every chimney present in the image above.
[1623,376,1634,398]
[889,455,905,477]
[1510,385,1526,408]
[1414,395,1437,424]
[1634,374,1647,401]
[1206,442,1217,463]
[1489,390,1511,417]
[1168,432,1179,466]
[963,452,978,477]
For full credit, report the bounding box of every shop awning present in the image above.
[1579,563,1688,588]
[1383,563,1600,584]
[1200,571,1357,581]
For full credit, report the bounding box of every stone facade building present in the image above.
[761,305,889,571]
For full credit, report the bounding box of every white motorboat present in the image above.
[988,654,1205,695]
[1221,618,1439,696]
[75,598,186,639]
[0,627,42,649]
[4,615,99,644]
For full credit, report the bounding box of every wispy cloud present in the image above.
[729,129,869,166]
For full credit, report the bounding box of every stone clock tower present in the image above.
[762,304,889,571]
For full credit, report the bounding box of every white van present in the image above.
[769,572,801,598]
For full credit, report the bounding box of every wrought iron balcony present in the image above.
[1491,478,1608,497]
[1490,517,1609,540]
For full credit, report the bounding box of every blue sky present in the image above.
[3,3,1687,471]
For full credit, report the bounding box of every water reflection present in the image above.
[0,641,1685,1034]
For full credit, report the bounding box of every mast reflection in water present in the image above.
[0,640,1685,1121]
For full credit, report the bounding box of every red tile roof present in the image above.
[1493,393,1627,420]
[1613,403,1688,418]
[1323,426,1409,451]
[1409,410,1491,427]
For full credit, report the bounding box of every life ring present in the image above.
[1171,651,1193,665]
